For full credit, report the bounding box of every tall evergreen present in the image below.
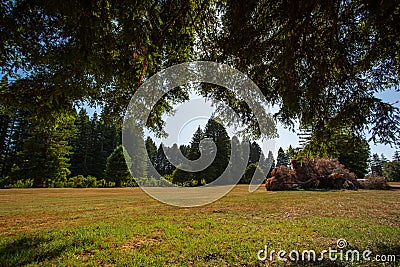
[145,136,158,177]
[187,126,204,161]
[371,153,383,176]
[249,141,262,165]
[264,151,275,177]
[201,118,231,184]
[123,126,147,178]
[179,144,190,158]
[69,109,91,176]
[383,160,400,182]
[12,115,75,187]
[276,147,289,167]
[229,136,245,184]
[154,143,174,176]
[303,128,370,179]
[0,110,29,181]
[69,108,120,178]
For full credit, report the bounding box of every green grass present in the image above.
[0,186,399,266]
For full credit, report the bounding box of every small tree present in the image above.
[104,145,132,187]
[276,147,289,167]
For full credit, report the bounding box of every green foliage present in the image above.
[104,145,132,187]
[0,0,198,131]
[70,109,120,179]
[154,143,174,176]
[383,161,400,182]
[240,163,265,184]
[11,114,75,187]
[276,147,289,167]
[2,0,398,186]
[0,110,29,180]
[123,127,147,179]
[145,136,157,177]
[248,141,262,165]
[393,151,400,161]
[200,118,231,184]
[171,166,195,186]
[370,153,384,176]
[263,151,275,177]
[7,178,33,188]
[201,0,400,146]
[302,128,370,179]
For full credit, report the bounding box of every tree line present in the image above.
[2,105,398,188]
[0,108,120,188]
[0,110,278,188]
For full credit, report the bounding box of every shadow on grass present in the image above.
[0,235,86,267]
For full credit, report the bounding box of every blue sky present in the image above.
[146,88,399,160]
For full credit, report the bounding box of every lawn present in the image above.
[0,186,399,266]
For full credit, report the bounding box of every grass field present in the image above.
[0,186,399,266]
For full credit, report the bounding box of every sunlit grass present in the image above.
[0,186,399,266]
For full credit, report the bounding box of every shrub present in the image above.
[66,175,98,188]
[9,179,34,188]
[82,175,97,187]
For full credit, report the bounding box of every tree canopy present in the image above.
[1,0,399,146]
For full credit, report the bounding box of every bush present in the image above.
[67,175,99,188]
[9,179,34,188]
[359,175,390,190]
[82,175,97,187]
[0,176,11,188]
[121,176,138,187]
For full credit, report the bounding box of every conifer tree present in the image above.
[105,145,131,187]
[13,114,75,187]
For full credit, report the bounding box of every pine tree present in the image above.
[187,126,204,161]
[303,128,370,179]
[179,144,190,158]
[371,153,383,176]
[229,136,246,184]
[276,147,289,167]
[69,108,91,176]
[264,151,275,177]
[0,110,29,181]
[104,145,132,187]
[249,141,262,165]
[394,151,400,162]
[145,136,158,177]
[13,114,75,187]
[154,143,174,176]
[298,127,313,150]
[241,163,265,184]
[202,118,231,184]
[123,126,147,178]
[70,109,120,178]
